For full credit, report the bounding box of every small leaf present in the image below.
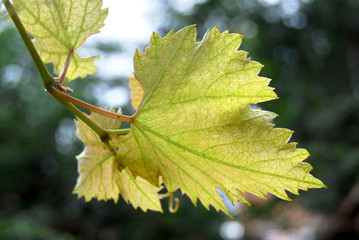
[13,0,108,80]
[74,108,163,212]
[118,26,325,214]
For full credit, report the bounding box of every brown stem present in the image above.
[48,86,135,123]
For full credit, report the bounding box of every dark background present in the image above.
[1,0,359,239]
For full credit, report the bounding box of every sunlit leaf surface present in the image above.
[74,109,162,212]
[117,26,325,214]
[13,0,108,80]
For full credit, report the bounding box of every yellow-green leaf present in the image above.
[13,0,108,80]
[118,26,325,214]
[74,109,162,212]
[128,76,144,110]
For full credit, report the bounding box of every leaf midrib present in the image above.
[140,93,275,114]
[134,121,323,187]
[136,127,229,212]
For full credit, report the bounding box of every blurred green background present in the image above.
[1,0,359,239]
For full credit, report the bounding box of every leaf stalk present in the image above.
[106,128,131,135]
[55,48,74,84]
[48,86,134,123]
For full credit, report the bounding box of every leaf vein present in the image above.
[135,122,322,186]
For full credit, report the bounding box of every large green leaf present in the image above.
[74,109,162,212]
[13,0,108,80]
[115,26,325,214]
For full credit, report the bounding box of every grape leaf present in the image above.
[74,108,163,212]
[116,26,325,214]
[13,0,108,80]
